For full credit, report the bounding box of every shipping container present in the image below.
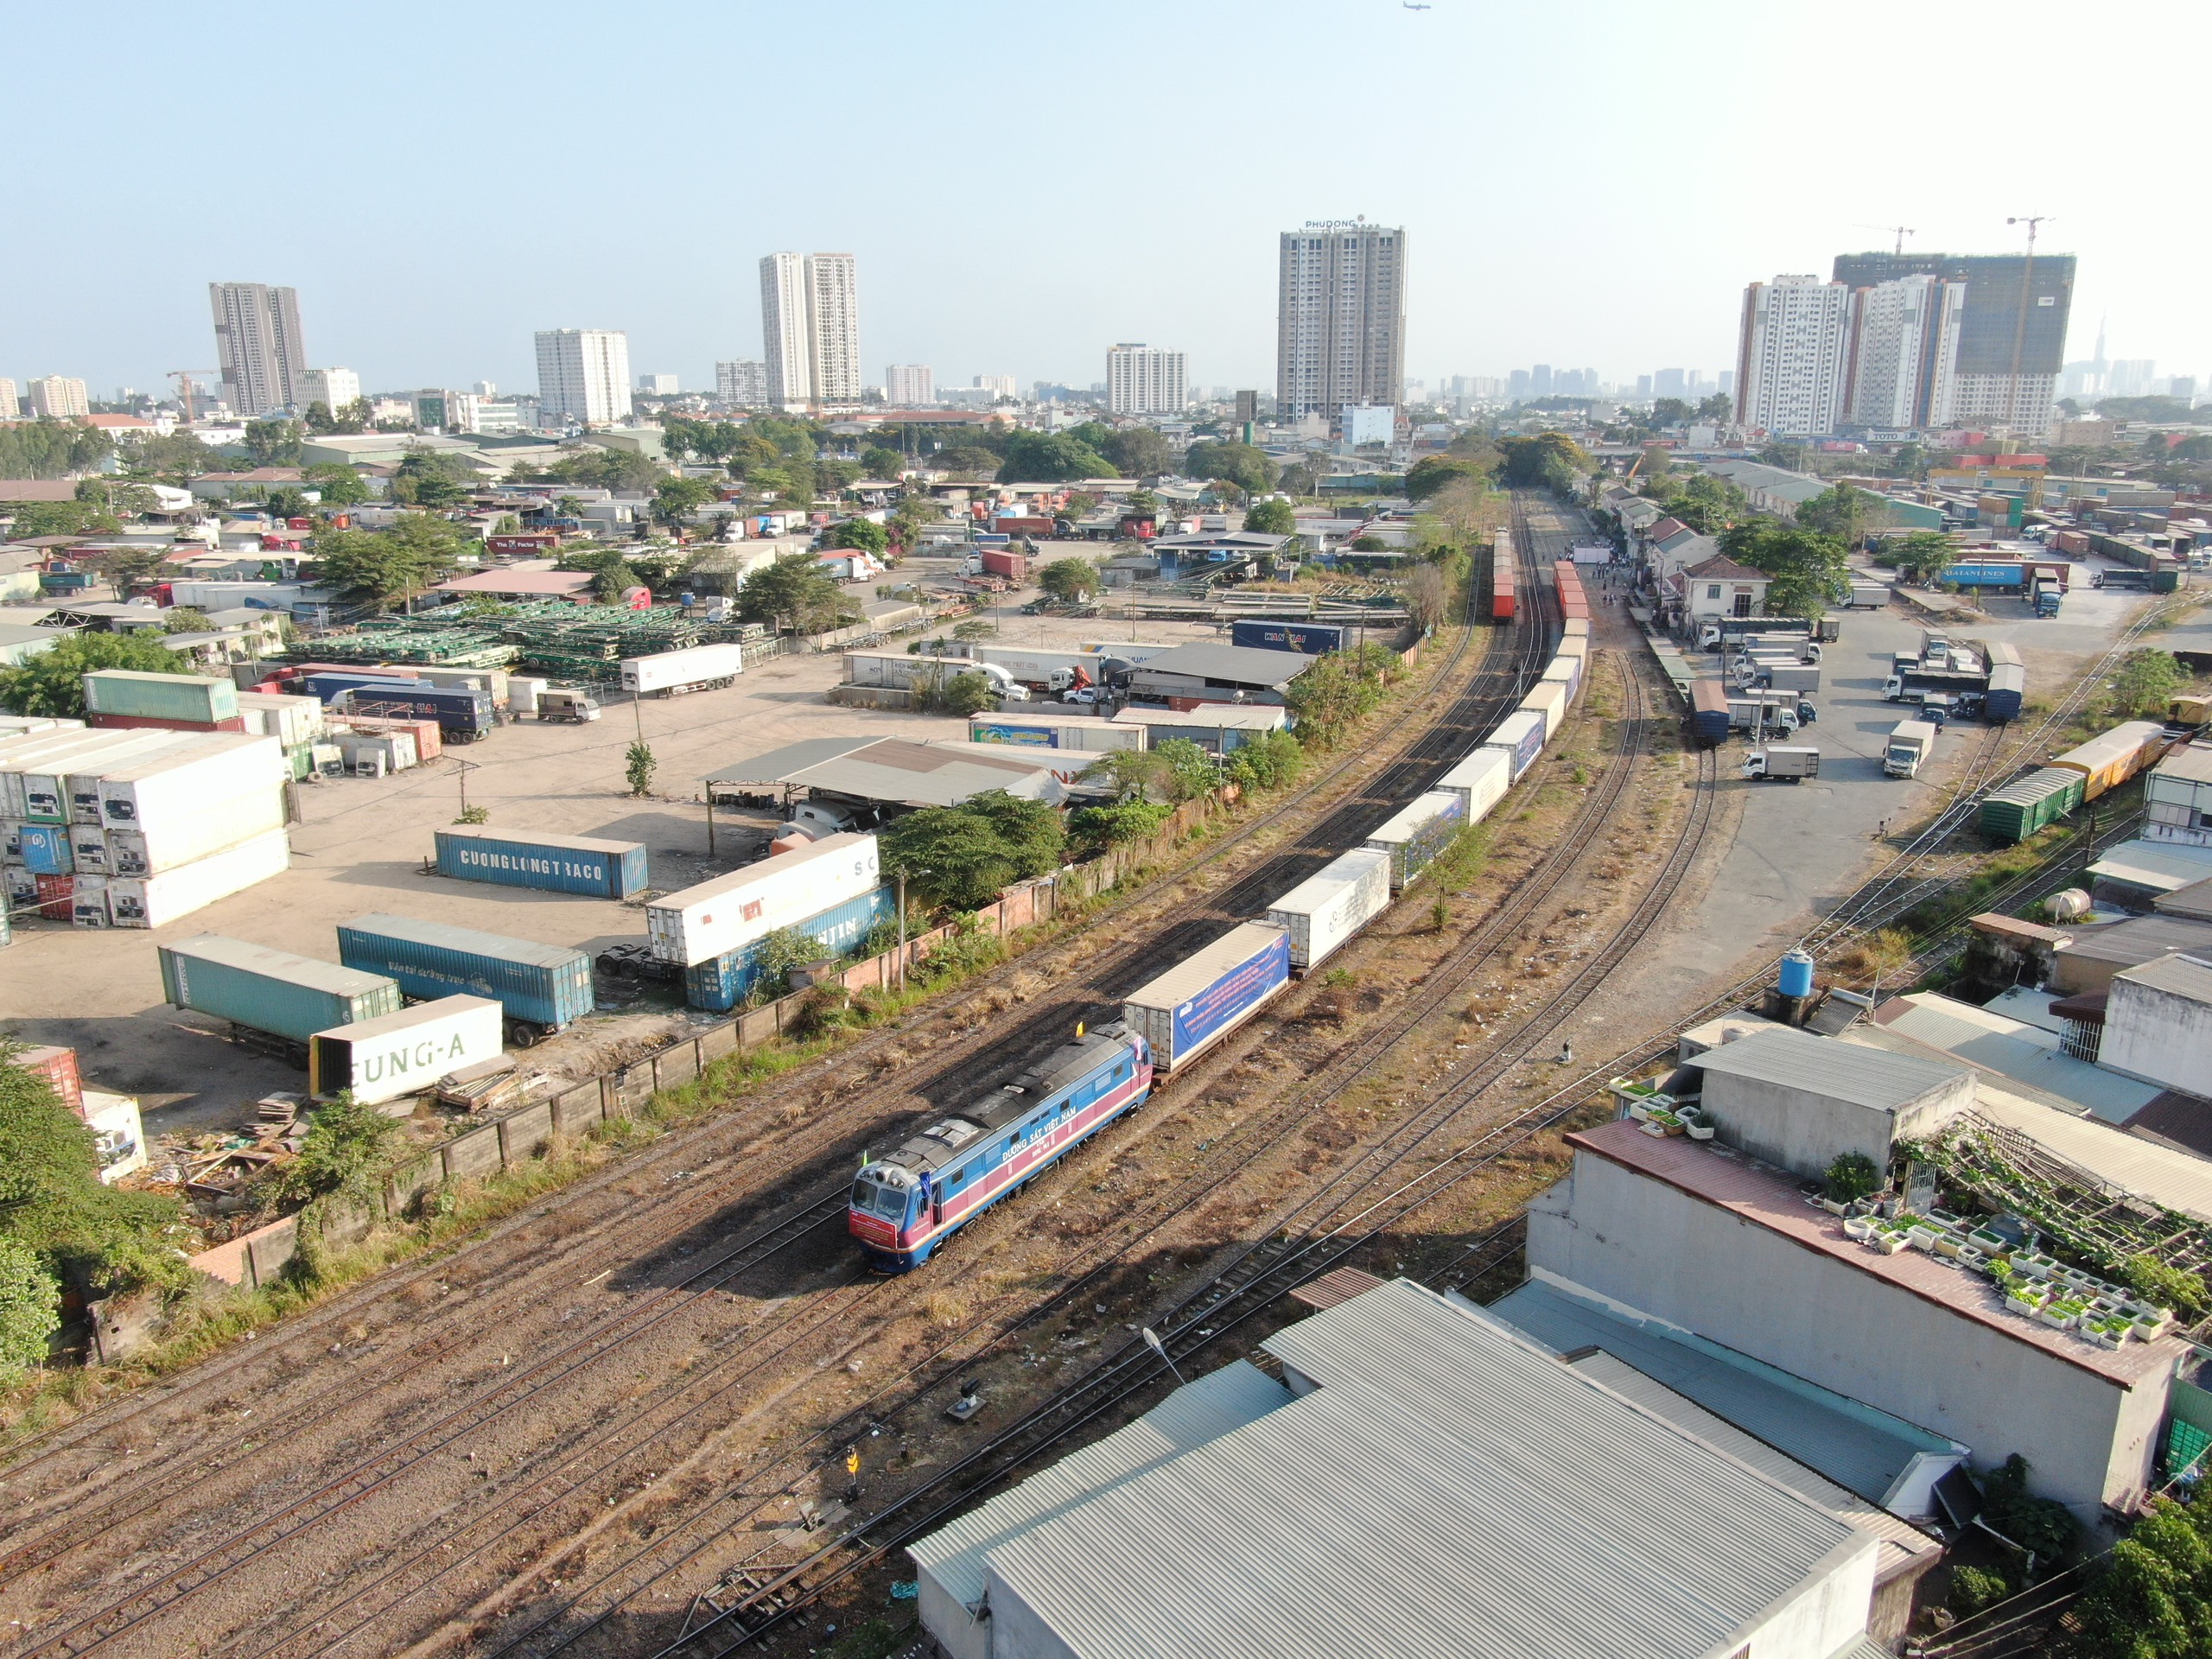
[1980,767,2085,843]
[1227,620,1353,656]
[18,823,73,875]
[332,712,441,762]
[35,873,73,920]
[71,830,109,876]
[1482,709,1547,780]
[842,651,990,691]
[683,886,896,1010]
[967,713,1145,752]
[1433,747,1511,824]
[160,933,404,1045]
[1760,664,1822,694]
[647,833,882,965]
[107,789,287,876]
[1108,703,1290,753]
[977,548,1029,582]
[70,874,108,928]
[336,914,593,1037]
[87,711,249,734]
[1491,562,1516,622]
[236,690,327,747]
[973,645,1101,689]
[416,666,511,707]
[2049,721,2170,800]
[10,1045,84,1116]
[95,735,284,827]
[308,995,505,1105]
[621,642,746,696]
[1520,679,1569,739]
[1265,849,1390,970]
[334,730,417,772]
[1560,617,1589,640]
[1983,664,2025,722]
[331,681,493,741]
[0,715,85,737]
[105,827,290,926]
[1982,642,2024,671]
[434,826,649,899]
[80,670,239,724]
[1122,922,1291,1072]
[1364,790,1467,891]
[1557,636,1589,665]
[2,731,148,819]
[1541,656,1581,704]
[1943,561,2030,591]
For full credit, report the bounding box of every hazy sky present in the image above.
[5,1,2206,401]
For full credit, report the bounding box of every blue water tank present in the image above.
[1778,950,1815,1000]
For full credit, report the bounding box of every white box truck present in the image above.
[620,643,747,696]
[1884,721,1938,779]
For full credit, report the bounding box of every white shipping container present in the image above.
[1266,849,1391,970]
[237,691,327,747]
[104,827,290,927]
[106,789,286,876]
[621,643,746,694]
[70,874,109,928]
[66,734,208,823]
[1557,636,1589,664]
[308,994,505,1105]
[647,832,880,964]
[1,731,146,818]
[72,833,111,876]
[1521,680,1568,738]
[1561,618,1590,640]
[0,715,86,737]
[1433,748,1511,824]
[508,677,548,717]
[1542,657,1582,704]
[97,735,284,827]
[1122,922,1292,1071]
[335,731,416,772]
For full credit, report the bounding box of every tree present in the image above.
[1182,441,1278,493]
[1100,427,1172,479]
[1651,397,1693,427]
[162,607,213,634]
[878,789,1065,910]
[0,1237,60,1384]
[9,499,118,537]
[0,632,188,717]
[1243,498,1297,537]
[1221,729,1305,792]
[261,487,311,521]
[302,400,339,435]
[391,447,476,509]
[1404,455,1493,502]
[1152,738,1221,801]
[1406,563,1451,632]
[122,429,221,480]
[0,418,113,480]
[307,518,460,611]
[995,431,1112,483]
[334,397,373,434]
[735,552,861,633]
[2109,650,2185,719]
[1281,652,1387,747]
[1796,483,1873,547]
[2065,1494,2212,1659]
[533,445,663,494]
[75,477,159,518]
[1497,432,1589,492]
[1080,749,1179,803]
[1888,530,1956,584]
[1719,520,1848,618]
[626,741,657,797]
[242,418,305,467]
[931,445,1002,479]
[940,671,999,716]
[560,548,644,602]
[302,463,370,506]
[271,1094,404,1206]
[1038,558,1102,604]
[823,518,890,555]
[861,446,905,479]
[1069,800,1173,848]
[652,474,719,529]
[1695,392,1732,422]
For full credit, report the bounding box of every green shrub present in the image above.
[1825,1151,1881,1204]
[1947,1563,2012,1618]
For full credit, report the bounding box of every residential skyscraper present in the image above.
[1275,221,1407,419]
[208,282,308,416]
[1734,275,1852,439]
[26,376,90,420]
[298,367,361,415]
[973,375,1017,399]
[0,379,18,419]
[1106,344,1186,416]
[533,329,632,426]
[1831,251,2075,436]
[886,364,935,406]
[715,360,767,405]
[759,252,862,408]
[1841,276,1963,430]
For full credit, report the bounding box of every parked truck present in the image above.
[1726,695,1801,738]
[842,651,1022,696]
[1698,615,1840,650]
[620,643,745,697]
[1884,721,1938,779]
[1845,581,1891,609]
[962,549,1030,582]
[1742,746,1821,783]
[972,645,1102,696]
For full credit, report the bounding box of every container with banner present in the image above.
[1122,923,1291,1072]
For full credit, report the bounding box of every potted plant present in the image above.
[2005,1283,2043,1315]
[1969,1226,2009,1253]
[1907,1223,1939,1252]
[1843,1215,1877,1241]
[1824,1152,1881,1217]
[2041,1297,2088,1330]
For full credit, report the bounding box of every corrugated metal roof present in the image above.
[907,1359,1292,1609]
[1123,923,1287,1011]
[1128,643,1316,686]
[1484,1278,1956,1508]
[1866,995,2162,1123]
[2057,914,2212,967]
[340,913,586,969]
[1968,1084,2212,1225]
[979,1281,1869,1659]
[702,736,874,784]
[1561,1350,1940,1580]
[2152,747,2212,786]
[792,739,1062,808]
[1688,1026,1968,1110]
[2088,839,2212,893]
[2156,874,2212,921]
[1109,703,1288,731]
[2118,950,2212,1003]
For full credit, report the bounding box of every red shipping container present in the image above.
[35,874,73,921]
[88,712,248,733]
[11,1045,85,1119]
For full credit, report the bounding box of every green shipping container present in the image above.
[1979,767,2084,843]
[81,671,238,724]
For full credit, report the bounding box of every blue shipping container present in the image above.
[1984,664,2025,722]
[1946,562,2026,590]
[297,672,420,703]
[684,887,896,1011]
[1228,620,1352,656]
[1482,710,1547,781]
[434,828,650,899]
[18,823,71,875]
[336,913,594,1032]
[1171,930,1291,1061]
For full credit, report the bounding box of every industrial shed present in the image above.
[1123,642,1315,708]
[911,1278,1888,1659]
[702,735,1064,812]
[1685,1026,1977,1179]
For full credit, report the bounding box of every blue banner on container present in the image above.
[1169,931,1290,1058]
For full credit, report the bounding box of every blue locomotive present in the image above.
[848,1027,1153,1271]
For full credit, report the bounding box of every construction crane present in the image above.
[1854,224,1917,256]
[167,370,209,422]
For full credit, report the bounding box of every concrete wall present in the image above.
[2101,975,2212,1093]
[1697,1066,1974,1184]
[981,1572,1082,1659]
[1740,1535,1880,1659]
[918,1573,987,1659]
[1527,1153,2163,1527]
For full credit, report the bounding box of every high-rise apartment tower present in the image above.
[1734,276,1853,440]
[25,376,90,420]
[1106,344,1186,416]
[1276,222,1406,420]
[886,364,935,406]
[209,282,308,416]
[716,360,768,405]
[533,329,633,427]
[759,252,861,407]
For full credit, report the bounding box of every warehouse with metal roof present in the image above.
[1123,642,1316,707]
[910,1278,1887,1659]
[701,735,1065,812]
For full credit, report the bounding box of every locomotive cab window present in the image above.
[852,1178,905,1220]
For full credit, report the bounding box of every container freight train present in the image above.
[849,620,1599,1267]
[1554,561,1590,626]
[1977,720,2172,844]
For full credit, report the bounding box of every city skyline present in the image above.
[4,4,2204,401]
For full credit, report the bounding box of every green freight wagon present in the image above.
[1980,767,2086,844]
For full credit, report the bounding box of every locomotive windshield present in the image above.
[851,1175,907,1220]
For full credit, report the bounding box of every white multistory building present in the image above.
[26,376,91,419]
[973,374,1017,399]
[533,328,633,427]
[297,367,361,415]
[759,251,861,408]
[0,379,16,419]
[715,359,767,405]
[209,282,308,416]
[1105,344,1186,416]
[1276,221,1407,420]
[1842,276,1964,430]
[1734,275,1852,439]
[886,364,935,407]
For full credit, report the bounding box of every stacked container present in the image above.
[1433,748,1511,823]
[82,670,244,732]
[647,834,881,965]
[73,735,290,927]
[684,887,896,1011]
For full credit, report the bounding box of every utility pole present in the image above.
[2003,216,2054,440]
